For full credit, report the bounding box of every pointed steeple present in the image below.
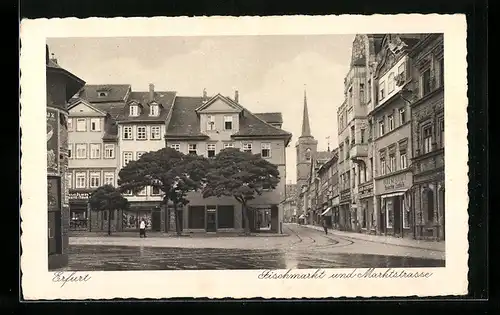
[301,86,312,138]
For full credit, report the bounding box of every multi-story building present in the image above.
[316,149,339,229]
[164,91,292,233]
[407,34,445,241]
[281,183,297,223]
[46,47,85,269]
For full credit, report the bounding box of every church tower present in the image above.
[295,88,318,191]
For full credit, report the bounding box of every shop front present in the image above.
[375,171,413,238]
[68,189,92,231]
[339,190,351,231]
[330,196,340,230]
[359,182,375,234]
[122,202,163,232]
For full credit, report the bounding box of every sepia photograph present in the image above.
[21,15,468,299]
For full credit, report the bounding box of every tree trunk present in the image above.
[242,202,251,235]
[174,202,181,236]
[107,209,112,236]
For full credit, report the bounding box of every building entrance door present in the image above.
[206,209,217,232]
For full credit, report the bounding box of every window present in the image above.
[123,126,133,140]
[242,142,252,153]
[104,144,115,159]
[386,199,394,228]
[423,126,432,154]
[422,68,432,96]
[137,187,147,196]
[389,154,396,172]
[367,79,372,102]
[261,143,271,158]
[402,196,410,229]
[379,81,385,100]
[207,143,216,158]
[76,118,86,132]
[67,118,73,131]
[68,144,73,159]
[360,129,365,143]
[188,206,205,229]
[151,186,161,195]
[207,115,215,131]
[439,58,444,88]
[136,151,146,160]
[90,118,101,131]
[104,172,114,186]
[350,125,355,144]
[150,104,159,116]
[188,144,197,155]
[129,105,139,117]
[123,190,133,196]
[348,86,353,105]
[150,126,161,140]
[75,144,87,159]
[360,83,365,104]
[123,151,133,167]
[380,157,387,175]
[388,115,394,131]
[218,205,235,228]
[90,144,101,159]
[136,126,147,140]
[379,120,385,137]
[388,73,395,93]
[223,142,234,149]
[98,91,108,97]
[75,172,86,188]
[224,115,233,130]
[439,119,445,147]
[369,158,373,180]
[398,62,406,79]
[169,144,180,152]
[90,172,100,188]
[400,151,408,169]
[66,173,72,189]
[399,108,406,125]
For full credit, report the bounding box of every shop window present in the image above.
[188,206,205,229]
[217,205,235,228]
[386,199,394,229]
[122,210,152,230]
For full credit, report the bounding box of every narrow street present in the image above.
[62,224,445,271]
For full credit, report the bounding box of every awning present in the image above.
[321,207,332,216]
[380,190,407,199]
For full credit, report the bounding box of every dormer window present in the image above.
[129,105,139,117]
[150,103,159,116]
[98,91,108,97]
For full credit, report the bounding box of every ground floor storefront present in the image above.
[339,189,352,231]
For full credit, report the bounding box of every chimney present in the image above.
[149,83,155,102]
[234,90,239,103]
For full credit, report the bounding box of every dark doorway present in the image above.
[393,196,402,236]
[426,189,435,223]
[206,208,217,232]
[152,210,161,232]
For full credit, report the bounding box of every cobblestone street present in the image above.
[61,224,445,271]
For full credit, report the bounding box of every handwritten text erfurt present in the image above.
[52,272,91,287]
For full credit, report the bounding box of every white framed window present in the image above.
[75,144,87,159]
[399,108,406,125]
[389,154,396,172]
[136,126,147,140]
[76,118,86,132]
[261,143,271,158]
[67,118,73,131]
[66,173,72,189]
[151,186,161,196]
[90,118,101,131]
[242,142,252,153]
[423,126,432,154]
[207,143,216,158]
[123,126,133,140]
[89,172,101,188]
[129,105,139,117]
[223,142,234,149]
[207,115,215,131]
[123,151,133,167]
[104,144,115,159]
[137,187,147,196]
[380,158,386,175]
[379,120,385,137]
[188,144,197,155]
[400,152,408,169]
[90,143,101,159]
[388,73,395,93]
[75,172,86,189]
[104,172,114,186]
[68,144,73,159]
[150,126,161,140]
[169,144,180,152]
[136,151,146,160]
[150,104,159,116]
[379,81,385,100]
[123,190,133,196]
[388,115,394,131]
[224,115,233,130]
[398,62,406,79]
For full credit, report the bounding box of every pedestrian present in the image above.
[322,218,328,235]
[139,218,146,238]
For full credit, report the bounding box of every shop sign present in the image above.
[69,190,92,200]
[340,191,351,202]
[47,109,59,174]
[377,172,412,193]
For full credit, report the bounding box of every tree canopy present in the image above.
[88,184,129,235]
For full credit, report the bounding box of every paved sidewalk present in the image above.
[299,224,445,252]
[69,230,288,238]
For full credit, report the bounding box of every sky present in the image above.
[47,35,355,184]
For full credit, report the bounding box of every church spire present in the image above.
[301,86,312,138]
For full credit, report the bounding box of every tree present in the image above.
[88,184,129,236]
[117,147,208,235]
[202,148,280,234]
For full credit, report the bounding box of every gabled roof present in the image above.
[232,109,292,139]
[254,112,283,124]
[116,91,177,123]
[194,93,244,113]
[78,84,131,103]
[165,96,208,138]
[68,98,108,116]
